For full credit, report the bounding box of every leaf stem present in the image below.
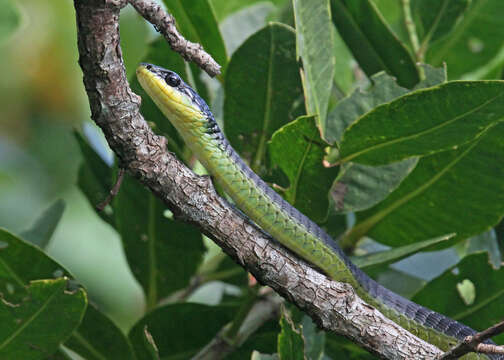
[400,0,425,80]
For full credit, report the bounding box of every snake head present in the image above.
[136,63,210,127]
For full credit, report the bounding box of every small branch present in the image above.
[127,0,221,77]
[73,0,445,358]
[96,167,125,211]
[439,320,504,359]
[400,0,420,56]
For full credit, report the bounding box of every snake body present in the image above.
[137,63,499,359]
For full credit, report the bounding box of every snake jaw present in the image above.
[136,64,205,128]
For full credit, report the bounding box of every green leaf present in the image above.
[0,278,87,360]
[332,158,418,213]
[224,23,302,171]
[457,229,502,269]
[412,0,470,44]
[339,81,504,165]
[227,321,279,359]
[351,234,455,270]
[75,132,114,226]
[162,0,227,71]
[220,2,276,56]
[120,7,149,78]
[0,0,20,45]
[293,0,335,128]
[128,303,236,359]
[326,70,447,214]
[19,199,65,248]
[412,253,504,343]
[114,175,204,308]
[212,0,285,21]
[300,316,325,360]
[329,0,419,88]
[325,72,409,145]
[372,268,425,299]
[64,304,136,360]
[130,38,188,157]
[345,122,504,248]
[0,228,74,303]
[277,310,304,360]
[427,0,504,79]
[268,116,339,223]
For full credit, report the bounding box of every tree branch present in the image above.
[439,320,504,359]
[73,0,444,358]
[127,0,221,77]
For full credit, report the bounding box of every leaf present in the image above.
[128,303,236,360]
[120,7,149,78]
[326,70,444,214]
[412,0,470,44]
[212,0,285,21]
[351,234,455,270]
[300,316,325,360]
[427,0,504,79]
[268,116,339,223]
[458,229,502,269]
[0,228,73,303]
[75,132,114,226]
[224,23,303,171]
[114,175,205,308]
[130,38,188,156]
[277,310,304,360]
[220,2,276,56]
[346,122,504,248]
[329,0,419,88]
[338,81,504,165]
[412,252,504,343]
[325,72,409,145]
[19,199,65,249]
[162,0,227,70]
[227,321,279,359]
[332,157,418,214]
[0,0,20,45]
[0,279,87,360]
[64,304,136,360]
[293,0,335,128]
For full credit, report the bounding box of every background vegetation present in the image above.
[0,0,503,359]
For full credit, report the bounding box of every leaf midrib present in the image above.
[0,280,64,350]
[341,89,503,163]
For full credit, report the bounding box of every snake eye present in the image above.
[165,73,180,87]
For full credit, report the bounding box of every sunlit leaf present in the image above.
[294,0,335,128]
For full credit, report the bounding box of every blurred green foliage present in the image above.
[0,0,503,359]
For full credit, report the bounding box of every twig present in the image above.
[73,0,445,358]
[96,167,125,211]
[127,0,221,77]
[439,320,504,359]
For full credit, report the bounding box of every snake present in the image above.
[136,63,500,359]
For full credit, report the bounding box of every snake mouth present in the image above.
[136,64,203,119]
